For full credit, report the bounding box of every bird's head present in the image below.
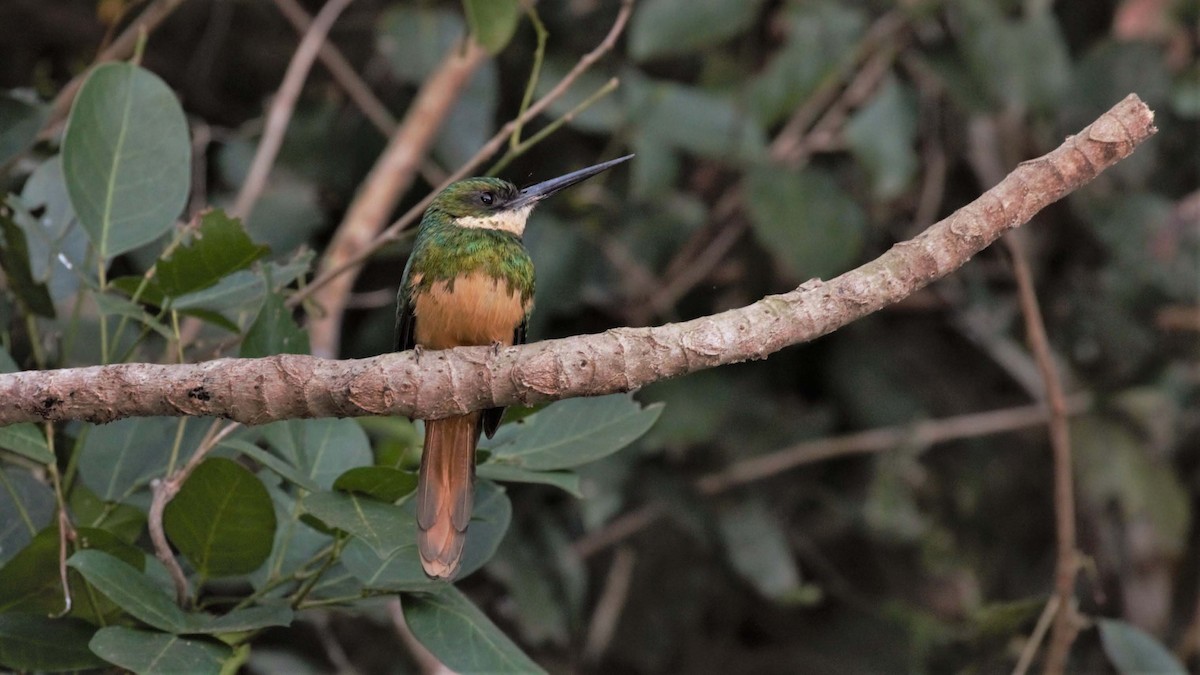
[426,155,633,236]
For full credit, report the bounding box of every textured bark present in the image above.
[0,95,1155,427]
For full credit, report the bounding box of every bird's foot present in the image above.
[413,344,425,364]
[490,340,503,357]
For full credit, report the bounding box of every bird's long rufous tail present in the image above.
[416,412,479,580]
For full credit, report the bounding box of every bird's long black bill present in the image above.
[509,154,633,210]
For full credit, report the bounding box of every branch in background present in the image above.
[0,96,1154,426]
[573,395,1092,559]
[271,0,397,136]
[231,0,354,219]
[1006,234,1080,674]
[289,0,635,309]
[967,112,1083,673]
[306,39,487,358]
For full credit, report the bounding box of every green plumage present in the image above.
[395,177,535,354]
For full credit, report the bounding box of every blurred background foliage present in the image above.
[0,0,1198,672]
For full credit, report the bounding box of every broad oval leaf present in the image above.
[186,605,294,635]
[156,209,269,299]
[79,417,174,502]
[258,418,372,490]
[1098,619,1187,675]
[462,0,520,54]
[341,480,511,587]
[0,614,104,672]
[302,491,409,558]
[62,62,190,260]
[845,77,919,200]
[333,466,418,502]
[483,394,663,471]
[90,626,229,675]
[240,290,309,357]
[404,585,545,674]
[68,549,188,633]
[0,525,143,623]
[0,422,52,464]
[0,91,48,166]
[163,457,277,579]
[0,467,56,566]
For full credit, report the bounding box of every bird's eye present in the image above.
[480,192,495,206]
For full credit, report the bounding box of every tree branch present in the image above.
[0,96,1155,427]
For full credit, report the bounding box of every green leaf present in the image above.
[0,199,56,317]
[174,256,312,312]
[16,159,89,303]
[716,499,804,601]
[258,418,372,490]
[1098,619,1187,675]
[956,2,1071,112]
[163,457,277,579]
[341,481,511,587]
[62,62,191,260]
[483,394,663,470]
[90,626,230,675]
[68,549,189,633]
[219,438,319,493]
[333,466,418,502]
[93,292,175,341]
[629,0,769,61]
[79,417,174,502]
[476,463,582,497]
[745,167,866,279]
[0,614,104,672]
[0,467,56,566]
[844,77,918,200]
[68,482,146,543]
[0,526,143,622]
[404,585,545,674]
[462,0,520,54]
[186,605,294,634]
[157,209,269,299]
[0,90,48,166]
[301,491,409,558]
[240,290,309,357]
[0,422,52,464]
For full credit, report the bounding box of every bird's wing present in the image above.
[480,318,526,439]
[395,282,416,353]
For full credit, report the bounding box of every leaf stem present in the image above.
[488,76,620,175]
[508,1,548,151]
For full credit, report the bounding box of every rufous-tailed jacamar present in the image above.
[396,155,632,579]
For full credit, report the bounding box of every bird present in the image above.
[396,154,633,579]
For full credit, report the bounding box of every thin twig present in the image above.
[271,0,396,135]
[306,38,487,357]
[967,113,1081,674]
[573,396,1091,559]
[1014,595,1061,675]
[232,0,354,219]
[290,0,635,309]
[1006,234,1079,674]
[583,546,637,663]
[147,420,242,605]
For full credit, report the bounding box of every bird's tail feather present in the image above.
[416,413,479,580]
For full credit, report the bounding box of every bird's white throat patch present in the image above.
[456,204,534,235]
